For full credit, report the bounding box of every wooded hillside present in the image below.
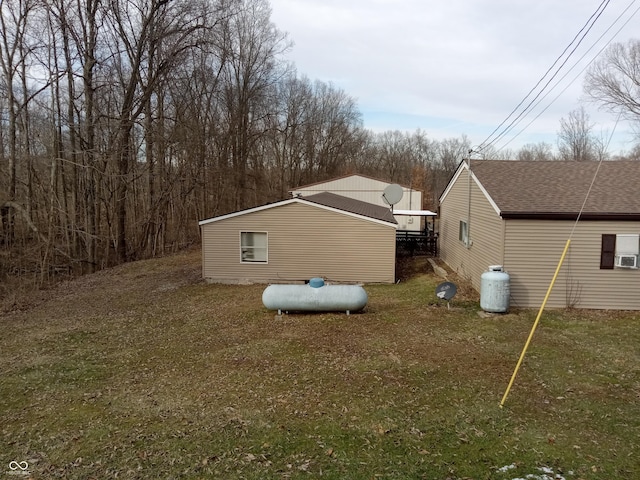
[0,0,472,284]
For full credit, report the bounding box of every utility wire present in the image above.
[476,0,610,152]
[476,0,611,154]
[493,1,640,153]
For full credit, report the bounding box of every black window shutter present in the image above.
[600,234,616,269]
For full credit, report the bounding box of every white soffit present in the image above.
[393,209,437,216]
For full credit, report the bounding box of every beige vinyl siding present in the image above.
[440,168,505,291]
[293,176,395,206]
[293,175,392,196]
[504,220,640,309]
[291,175,423,230]
[201,202,396,283]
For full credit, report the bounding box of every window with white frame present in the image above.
[615,234,639,268]
[459,220,469,246]
[240,232,268,263]
[600,233,639,269]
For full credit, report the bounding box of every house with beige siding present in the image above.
[199,192,397,284]
[291,174,425,231]
[439,160,640,310]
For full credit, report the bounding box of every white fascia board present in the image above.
[438,162,466,204]
[470,169,501,216]
[393,209,437,216]
[199,198,398,229]
[438,161,501,216]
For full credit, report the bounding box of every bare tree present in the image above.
[557,107,601,161]
[102,0,213,261]
[439,135,471,173]
[219,0,291,209]
[623,143,640,161]
[373,130,413,182]
[0,0,37,245]
[265,74,313,198]
[78,0,102,271]
[584,39,640,123]
[407,131,439,209]
[476,144,515,161]
[517,142,555,161]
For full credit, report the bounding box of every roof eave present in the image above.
[199,197,398,228]
[501,212,640,221]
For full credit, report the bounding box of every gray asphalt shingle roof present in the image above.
[469,160,640,219]
[303,192,397,224]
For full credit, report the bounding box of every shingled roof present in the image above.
[469,160,640,220]
[303,192,397,224]
[198,191,398,226]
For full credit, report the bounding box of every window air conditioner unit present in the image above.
[615,254,638,268]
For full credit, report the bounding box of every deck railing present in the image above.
[396,230,438,257]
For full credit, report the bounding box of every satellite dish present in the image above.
[436,282,457,309]
[382,184,404,206]
[436,282,457,300]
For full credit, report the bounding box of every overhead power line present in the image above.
[493,2,640,153]
[473,0,612,155]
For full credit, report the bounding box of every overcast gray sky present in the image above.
[269,0,640,155]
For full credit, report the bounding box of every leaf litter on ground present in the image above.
[1,248,639,479]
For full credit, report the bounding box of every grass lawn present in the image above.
[1,249,639,479]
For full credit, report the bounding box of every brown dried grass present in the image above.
[1,248,638,479]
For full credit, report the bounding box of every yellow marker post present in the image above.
[500,238,572,408]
